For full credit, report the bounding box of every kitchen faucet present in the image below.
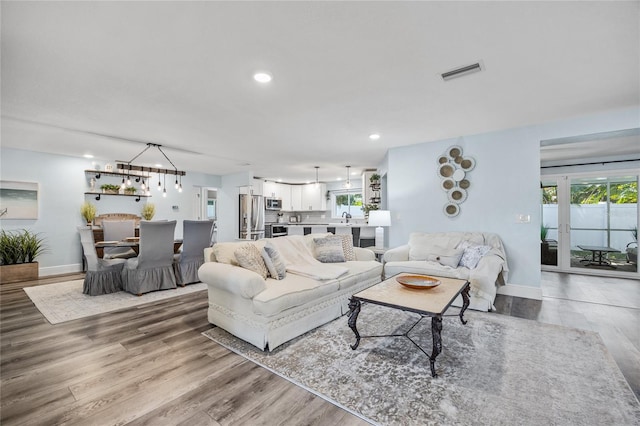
[342,211,352,223]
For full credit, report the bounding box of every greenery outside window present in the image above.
[332,190,364,219]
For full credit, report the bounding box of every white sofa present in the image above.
[199,233,383,351]
[383,231,509,312]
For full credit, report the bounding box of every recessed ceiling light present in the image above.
[277,178,283,182]
[83,154,94,159]
[155,163,163,168]
[369,133,380,140]
[253,72,273,83]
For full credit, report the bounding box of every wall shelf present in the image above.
[84,192,150,202]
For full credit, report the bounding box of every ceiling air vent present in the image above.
[441,62,483,81]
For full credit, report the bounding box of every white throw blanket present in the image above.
[269,235,348,280]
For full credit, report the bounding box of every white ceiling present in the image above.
[2,1,639,183]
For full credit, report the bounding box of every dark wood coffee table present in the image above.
[347,273,470,377]
[577,245,621,267]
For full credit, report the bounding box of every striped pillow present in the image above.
[338,234,356,261]
[261,243,287,280]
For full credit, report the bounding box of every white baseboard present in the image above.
[40,264,83,277]
[497,283,543,301]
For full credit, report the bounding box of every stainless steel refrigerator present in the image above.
[239,194,265,240]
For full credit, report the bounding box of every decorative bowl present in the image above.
[396,274,441,289]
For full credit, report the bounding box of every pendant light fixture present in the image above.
[344,165,352,189]
[116,143,186,195]
[314,166,320,188]
[163,173,167,197]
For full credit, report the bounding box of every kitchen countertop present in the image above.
[282,223,372,227]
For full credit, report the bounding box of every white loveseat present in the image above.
[198,233,382,351]
[384,232,509,312]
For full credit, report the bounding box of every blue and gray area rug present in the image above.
[203,305,640,426]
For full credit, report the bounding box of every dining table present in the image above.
[94,237,183,258]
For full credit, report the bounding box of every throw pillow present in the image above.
[234,244,268,279]
[337,234,356,261]
[261,243,287,280]
[458,243,492,269]
[314,235,346,263]
[426,247,464,268]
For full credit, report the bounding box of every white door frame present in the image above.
[541,169,639,279]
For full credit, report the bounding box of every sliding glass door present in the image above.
[542,171,638,277]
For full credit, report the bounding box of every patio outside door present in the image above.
[541,171,638,278]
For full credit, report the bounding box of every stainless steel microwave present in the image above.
[265,198,282,210]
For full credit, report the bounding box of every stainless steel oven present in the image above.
[271,224,288,237]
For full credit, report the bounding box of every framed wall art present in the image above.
[0,181,39,219]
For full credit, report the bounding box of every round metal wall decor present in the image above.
[460,157,476,171]
[438,163,455,178]
[443,203,460,217]
[437,144,475,218]
[441,178,455,191]
[448,187,468,203]
[447,145,463,160]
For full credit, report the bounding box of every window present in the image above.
[332,190,364,219]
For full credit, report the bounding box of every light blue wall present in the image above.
[0,148,221,275]
[385,107,640,289]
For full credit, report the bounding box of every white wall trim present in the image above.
[497,283,543,300]
[40,264,83,277]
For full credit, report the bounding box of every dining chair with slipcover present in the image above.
[78,226,126,296]
[121,220,177,295]
[102,220,137,259]
[173,220,214,286]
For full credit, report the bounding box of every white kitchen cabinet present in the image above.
[290,185,302,211]
[301,183,326,211]
[277,183,291,211]
[263,181,278,198]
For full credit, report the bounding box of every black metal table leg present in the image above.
[347,298,361,350]
[429,316,443,377]
[460,283,470,325]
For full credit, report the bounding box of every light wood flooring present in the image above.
[1,271,638,425]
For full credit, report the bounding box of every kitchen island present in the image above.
[281,223,375,247]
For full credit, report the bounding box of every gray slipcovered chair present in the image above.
[102,220,137,259]
[121,220,177,295]
[173,220,214,286]
[78,226,126,296]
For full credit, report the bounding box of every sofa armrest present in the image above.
[198,262,266,299]
[353,247,375,261]
[383,245,410,262]
[204,247,215,262]
[468,253,507,300]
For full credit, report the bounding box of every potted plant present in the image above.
[141,203,156,220]
[80,201,97,226]
[369,173,381,184]
[0,229,47,284]
[540,224,549,242]
[100,184,121,194]
[124,186,137,195]
[362,203,379,221]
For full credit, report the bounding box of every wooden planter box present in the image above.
[0,262,39,284]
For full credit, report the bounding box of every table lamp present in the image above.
[368,210,391,249]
